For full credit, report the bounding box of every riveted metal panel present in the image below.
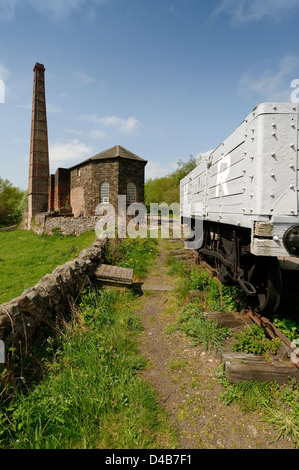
[180,102,299,257]
[206,115,247,222]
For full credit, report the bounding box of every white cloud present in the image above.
[49,139,93,167]
[0,0,108,22]
[145,161,177,180]
[212,0,299,24]
[19,101,63,114]
[73,70,96,84]
[46,103,63,114]
[79,113,140,135]
[0,64,10,81]
[239,54,299,101]
[65,126,108,139]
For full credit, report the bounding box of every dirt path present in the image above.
[136,239,293,449]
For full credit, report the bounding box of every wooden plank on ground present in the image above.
[221,352,299,384]
[203,311,253,329]
[95,264,133,285]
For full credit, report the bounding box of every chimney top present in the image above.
[34,62,45,71]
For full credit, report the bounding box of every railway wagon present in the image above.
[180,102,299,314]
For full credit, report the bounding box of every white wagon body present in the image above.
[180,102,299,258]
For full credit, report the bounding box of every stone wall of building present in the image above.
[118,158,146,205]
[70,163,93,217]
[0,238,107,359]
[90,159,119,213]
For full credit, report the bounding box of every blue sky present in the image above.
[1,0,299,190]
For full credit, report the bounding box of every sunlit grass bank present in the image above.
[0,230,97,304]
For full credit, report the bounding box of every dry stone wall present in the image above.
[0,238,107,358]
[31,214,102,236]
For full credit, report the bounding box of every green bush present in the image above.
[175,266,240,312]
[231,324,281,356]
[145,155,197,208]
[272,315,299,343]
[0,178,26,227]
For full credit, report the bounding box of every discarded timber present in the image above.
[221,352,299,384]
[95,264,142,293]
[203,311,253,329]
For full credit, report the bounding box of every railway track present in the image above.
[174,239,299,372]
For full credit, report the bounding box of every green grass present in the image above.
[174,302,230,352]
[0,289,178,449]
[231,324,282,357]
[173,263,241,312]
[105,236,159,280]
[165,250,299,447]
[217,365,299,447]
[0,230,97,304]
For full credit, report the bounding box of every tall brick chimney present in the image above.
[28,62,50,223]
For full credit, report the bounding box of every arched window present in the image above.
[127,182,136,204]
[100,182,110,203]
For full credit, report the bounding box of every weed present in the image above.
[272,315,299,343]
[176,303,230,352]
[168,359,188,371]
[0,289,178,449]
[174,265,240,312]
[105,237,158,280]
[231,324,281,357]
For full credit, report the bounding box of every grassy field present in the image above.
[0,229,97,304]
[0,236,178,449]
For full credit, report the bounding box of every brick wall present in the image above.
[54,168,71,211]
[70,163,93,217]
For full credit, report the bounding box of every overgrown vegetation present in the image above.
[0,236,177,449]
[0,289,177,449]
[1,231,298,448]
[105,236,159,280]
[165,246,299,448]
[272,315,299,343]
[0,229,97,303]
[144,155,197,208]
[175,303,230,352]
[231,324,282,357]
[0,178,27,227]
[167,255,240,312]
[217,366,299,447]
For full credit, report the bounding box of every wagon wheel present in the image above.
[247,256,282,315]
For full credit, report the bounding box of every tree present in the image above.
[0,178,26,226]
[145,155,197,208]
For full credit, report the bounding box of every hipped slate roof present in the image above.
[69,145,147,169]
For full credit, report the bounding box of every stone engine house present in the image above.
[48,145,147,217]
[27,62,147,223]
